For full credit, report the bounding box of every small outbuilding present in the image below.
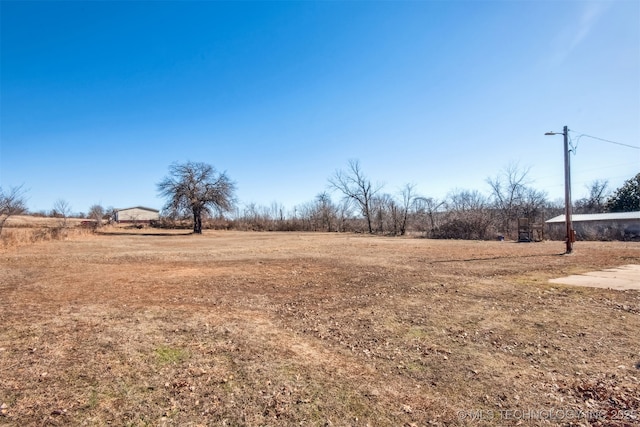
[114,206,160,224]
[545,211,640,241]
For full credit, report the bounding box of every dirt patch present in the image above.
[1,232,639,426]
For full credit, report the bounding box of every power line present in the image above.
[570,131,640,150]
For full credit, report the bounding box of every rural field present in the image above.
[1,230,639,426]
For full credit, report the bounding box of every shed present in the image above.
[545,211,640,241]
[114,206,160,223]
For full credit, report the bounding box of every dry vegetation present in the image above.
[0,217,95,250]
[1,229,639,426]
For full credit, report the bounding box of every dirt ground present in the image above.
[1,231,639,426]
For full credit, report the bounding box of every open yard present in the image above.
[1,231,639,426]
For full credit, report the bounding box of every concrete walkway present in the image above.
[549,264,640,291]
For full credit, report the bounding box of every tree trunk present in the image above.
[364,205,373,233]
[193,208,202,234]
[400,210,408,236]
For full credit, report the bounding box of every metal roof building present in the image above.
[546,212,640,223]
[114,206,160,223]
[545,211,640,241]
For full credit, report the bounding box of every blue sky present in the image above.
[1,0,638,215]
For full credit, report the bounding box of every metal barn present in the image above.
[114,206,160,223]
[545,211,640,241]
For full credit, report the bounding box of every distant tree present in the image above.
[575,179,609,214]
[105,206,117,223]
[486,163,532,238]
[0,185,28,235]
[398,183,416,236]
[88,204,106,227]
[157,161,236,234]
[315,192,338,232]
[606,173,640,212]
[270,201,285,222]
[438,189,492,239]
[370,193,395,234]
[329,160,382,234]
[520,187,547,221]
[335,199,352,232]
[413,196,445,237]
[52,199,72,228]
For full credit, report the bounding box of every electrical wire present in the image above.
[570,131,640,150]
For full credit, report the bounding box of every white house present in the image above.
[545,211,640,241]
[114,206,160,223]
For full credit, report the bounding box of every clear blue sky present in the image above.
[1,0,638,215]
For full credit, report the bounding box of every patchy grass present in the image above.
[154,345,189,365]
[0,232,638,426]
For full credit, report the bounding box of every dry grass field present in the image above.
[1,230,639,426]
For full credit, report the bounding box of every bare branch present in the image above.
[0,185,28,234]
[157,161,236,233]
[328,160,382,233]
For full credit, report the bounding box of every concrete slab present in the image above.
[549,264,640,291]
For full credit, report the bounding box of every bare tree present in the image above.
[370,193,395,234]
[0,185,28,235]
[520,187,548,221]
[88,204,106,227]
[329,160,382,234]
[53,199,72,228]
[398,183,416,236]
[413,196,445,237]
[335,199,352,232]
[315,192,337,232]
[575,179,609,213]
[487,163,533,238]
[157,161,236,234]
[104,206,116,223]
[270,201,285,222]
[439,189,492,239]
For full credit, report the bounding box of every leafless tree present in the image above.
[334,200,352,232]
[371,193,395,234]
[438,189,493,239]
[447,189,488,212]
[88,204,106,227]
[0,185,28,235]
[157,161,236,234]
[329,160,382,234]
[315,192,337,232]
[575,179,609,213]
[413,196,445,237]
[487,163,534,238]
[398,183,416,236]
[270,201,285,222]
[520,187,548,221]
[53,199,72,228]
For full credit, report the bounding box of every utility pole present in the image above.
[545,125,574,253]
[562,126,574,253]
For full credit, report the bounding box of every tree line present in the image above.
[1,161,638,239]
[153,160,639,239]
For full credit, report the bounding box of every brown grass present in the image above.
[0,231,639,426]
[1,215,90,228]
[0,226,95,250]
[0,216,178,249]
